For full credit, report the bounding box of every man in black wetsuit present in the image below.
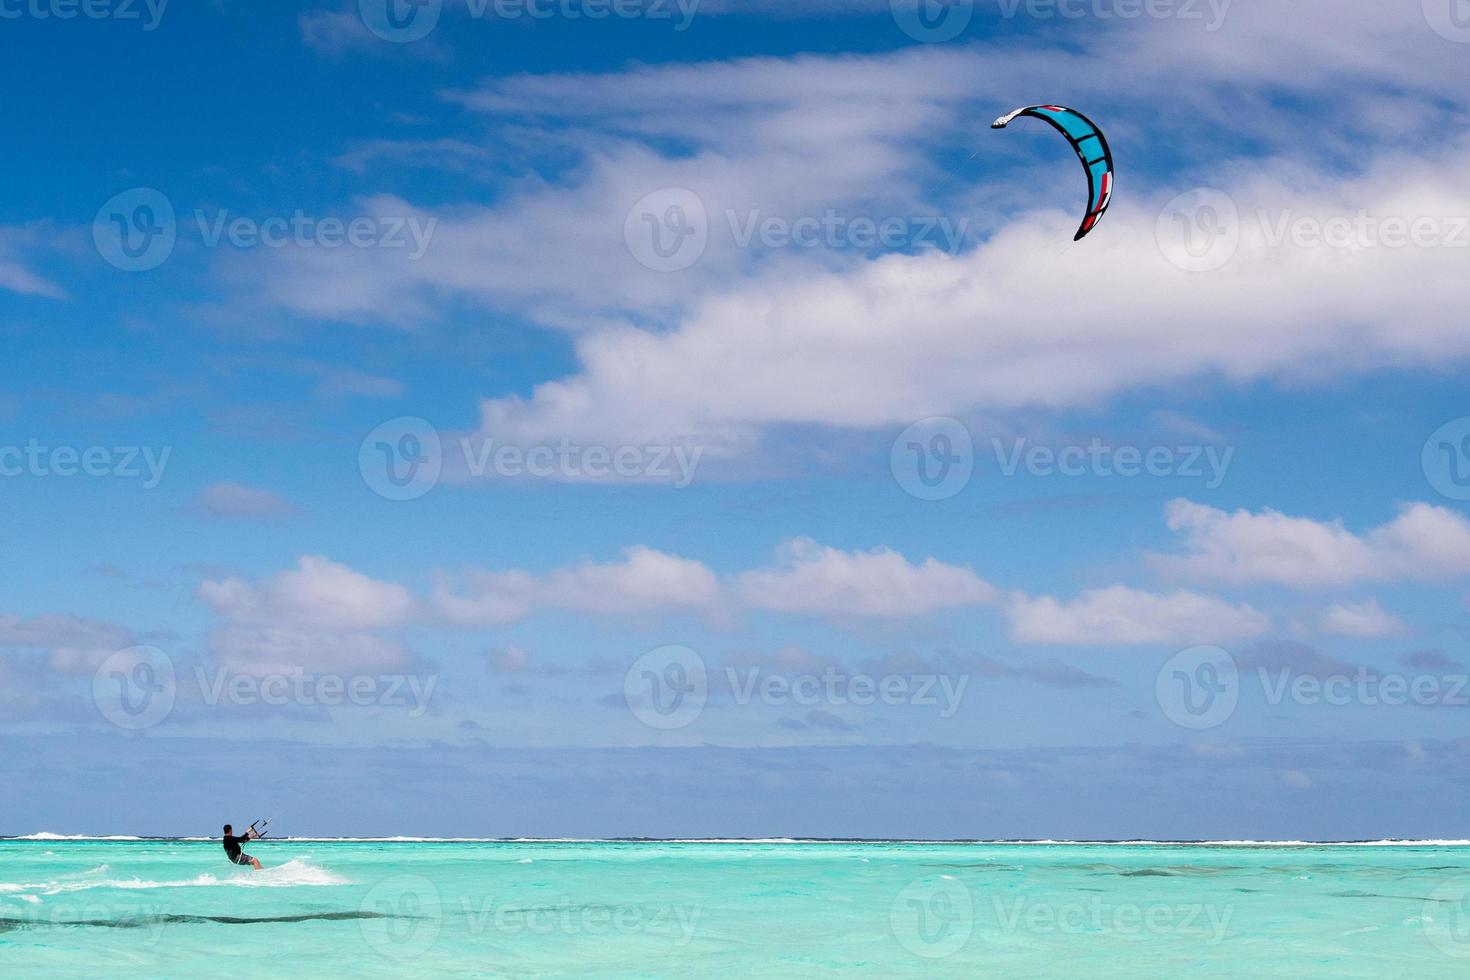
[222,823,263,870]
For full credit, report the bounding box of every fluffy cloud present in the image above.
[200,556,417,631]
[737,538,996,618]
[1005,585,1270,646]
[1155,501,1470,588]
[435,546,720,626]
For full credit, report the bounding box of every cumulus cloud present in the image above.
[1155,501,1470,588]
[737,538,996,619]
[434,546,721,626]
[1005,586,1270,646]
[200,556,417,631]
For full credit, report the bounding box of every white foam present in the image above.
[5,859,349,896]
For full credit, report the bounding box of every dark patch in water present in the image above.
[0,911,408,932]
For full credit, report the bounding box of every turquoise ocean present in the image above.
[5,838,1470,977]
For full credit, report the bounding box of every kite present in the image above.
[992,105,1114,241]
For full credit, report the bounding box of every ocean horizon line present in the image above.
[6,833,1470,846]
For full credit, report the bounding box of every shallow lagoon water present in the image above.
[4,839,1470,977]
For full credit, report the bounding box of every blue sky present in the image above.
[3,0,1470,838]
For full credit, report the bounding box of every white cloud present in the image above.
[1156,501,1470,588]
[737,538,996,618]
[434,546,720,625]
[200,556,416,631]
[1317,600,1404,639]
[1005,585,1270,646]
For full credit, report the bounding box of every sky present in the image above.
[3,0,1470,839]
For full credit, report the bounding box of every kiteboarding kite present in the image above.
[992,105,1114,241]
